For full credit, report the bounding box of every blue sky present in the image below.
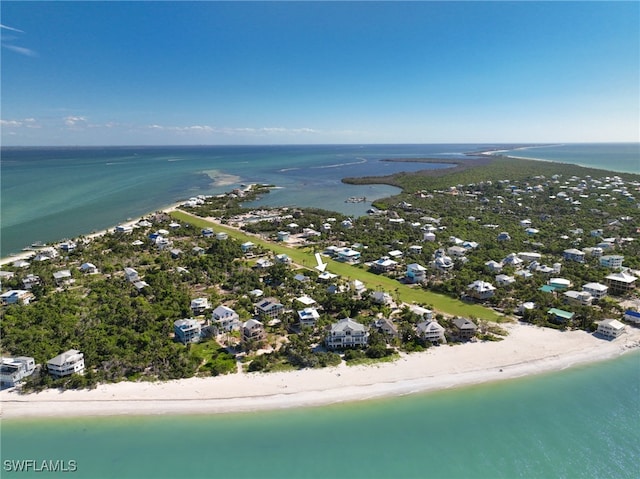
[1,1,638,146]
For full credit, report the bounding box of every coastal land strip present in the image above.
[3,323,639,419]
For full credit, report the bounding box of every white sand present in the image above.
[3,323,639,419]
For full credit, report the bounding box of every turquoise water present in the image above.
[1,143,638,256]
[500,143,639,174]
[2,351,639,479]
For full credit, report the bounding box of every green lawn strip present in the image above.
[171,210,500,321]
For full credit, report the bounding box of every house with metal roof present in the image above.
[326,318,369,350]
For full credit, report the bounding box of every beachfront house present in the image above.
[623,310,640,324]
[242,319,266,343]
[416,320,446,344]
[0,356,35,388]
[563,290,593,307]
[326,318,369,350]
[605,271,637,295]
[115,224,133,234]
[596,319,626,339]
[173,318,202,344]
[374,318,399,339]
[211,305,241,332]
[47,349,85,379]
[406,263,427,284]
[255,297,284,320]
[452,318,477,341]
[547,308,575,324]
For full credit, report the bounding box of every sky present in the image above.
[1,1,638,146]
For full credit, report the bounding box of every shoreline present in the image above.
[2,322,639,420]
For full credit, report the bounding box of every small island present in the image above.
[1,156,639,418]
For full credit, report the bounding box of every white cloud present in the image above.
[1,23,37,57]
[0,24,24,33]
[64,116,88,127]
[145,124,319,136]
[1,118,40,128]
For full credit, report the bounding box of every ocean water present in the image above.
[2,351,639,479]
[499,143,640,174]
[1,143,638,257]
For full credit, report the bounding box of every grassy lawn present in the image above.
[171,210,501,321]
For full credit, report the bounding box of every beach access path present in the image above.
[2,322,639,419]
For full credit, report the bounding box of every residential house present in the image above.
[242,319,266,343]
[485,260,503,273]
[80,262,98,274]
[502,253,523,268]
[216,232,228,241]
[582,282,608,300]
[255,297,284,320]
[409,245,423,255]
[277,231,290,242]
[547,308,575,323]
[59,240,77,253]
[53,270,73,286]
[190,297,211,316]
[241,242,255,253]
[563,248,586,263]
[298,307,320,327]
[600,255,624,269]
[433,255,454,272]
[22,274,41,290]
[115,224,133,234]
[518,252,542,262]
[596,319,626,339]
[372,257,398,273]
[375,318,399,339]
[409,305,433,320]
[275,253,291,264]
[452,318,477,341]
[192,246,206,256]
[563,290,593,307]
[416,320,446,344]
[202,228,214,238]
[0,356,35,388]
[1,290,35,306]
[467,280,496,300]
[295,295,316,307]
[211,305,241,332]
[406,263,427,283]
[337,248,361,263]
[423,232,436,242]
[294,273,310,283]
[447,246,467,258]
[254,258,273,269]
[605,271,637,295]
[173,318,202,344]
[326,318,369,349]
[47,349,85,379]
[372,291,393,305]
[623,310,640,324]
[497,232,511,241]
[124,267,140,283]
[495,274,516,287]
[549,278,572,290]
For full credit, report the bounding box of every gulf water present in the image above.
[2,351,639,479]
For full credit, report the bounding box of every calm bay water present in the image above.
[1,143,637,257]
[2,351,639,479]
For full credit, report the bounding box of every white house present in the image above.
[124,267,140,282]
[623,310,640,324]
[53,270,73,286]
[563,290,593,306]
[502,253,523,267]
[372,291,393,305]
[47,349,85,379]
[115,224,134,234]
[298,307,320,327]
[255,297,284,320]
[582,282,608,300]
[467,280,496,300]
[80,262,98,274]
[485,260,503,273]
[0,356,35,388]
[597,319,626,339]
[190,297,211,316]
[211,305,241,332]
[495,274,516,287]
[326,318,369,350]
[337,248,361,263]
[372,257,398,273]
[416,320,446,344]
[277,231,290,242]
[406,263,427,283]
[173,318,202,344]
[434,255,454,272]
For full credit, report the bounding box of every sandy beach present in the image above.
[2,322,639,419]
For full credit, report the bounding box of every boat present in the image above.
[345,196,366,203]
